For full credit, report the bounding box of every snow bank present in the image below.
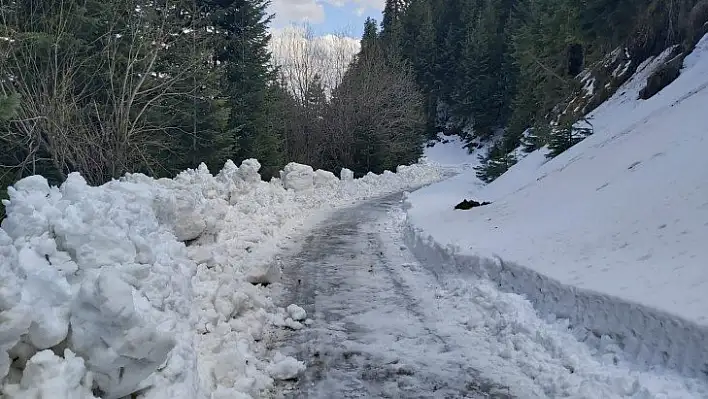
[0,159,442,398]
[406,33,708,379]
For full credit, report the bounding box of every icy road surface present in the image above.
[270,194,708,399]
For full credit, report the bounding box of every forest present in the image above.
[375,0,708,181]
[0,0,425,216]
[1,0,708,214]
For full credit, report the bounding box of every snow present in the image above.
[406,32,708,380]
[381,207,708,398]
[267,352,305,381]
[285,304,306,322]
[0,159,443,398]
[3,350,96,399]
[339,168,354,181]
[280,162,315,192]
[273,194,708,398]
[421,133,479,171]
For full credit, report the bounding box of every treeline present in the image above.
[272,22,425,176]
[377,0,708,181]
[0,0,426,216]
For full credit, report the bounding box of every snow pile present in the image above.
[406,33,708,379]
[0,159,442,398]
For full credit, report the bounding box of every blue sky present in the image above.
[318,2,382,37]
[269,0,384,38]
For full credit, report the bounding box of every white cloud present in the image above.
[270,0,325,25]
[269,0,384,27]
[323,0,385,9]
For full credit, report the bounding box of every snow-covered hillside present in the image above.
[406,33,708,379]
[0,160,442,398]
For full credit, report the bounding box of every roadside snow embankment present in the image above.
[406,33,708,379]
[0,160,442,398]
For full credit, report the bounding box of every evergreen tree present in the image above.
[305,74,327,112]
[546,121,594,158]
[381,0,408,46]
[204,0,282,171]
[361,18,380,54]
[0,95,19,122]
[399,0,437,136]
[0,94,20,218]
[474,141,517,183]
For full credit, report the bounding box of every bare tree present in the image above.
[323,45,425,173]
[268,23,361,166]
[0,0,208,185]
[270,23,358,102]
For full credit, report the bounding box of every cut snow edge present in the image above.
[403,224,708,380]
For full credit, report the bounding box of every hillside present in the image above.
[406,32,708,380]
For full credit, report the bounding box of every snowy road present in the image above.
[269,194,708,399]
[272,193,510,398]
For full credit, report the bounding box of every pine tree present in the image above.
[204,0,281,172]
[0,95,19,122]
[400,0,437,136]
[361,18,379,54]
[305,74,327,112]
[546,121,594,158]
[474,141,517,183]
[381,0,408,46]
[0,94,20,219]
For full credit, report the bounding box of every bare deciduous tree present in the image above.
[0,0,208,185]
[270,23,358,102]
[323,46,425,174]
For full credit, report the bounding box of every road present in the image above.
[270,193,511,398]
[268,193,707,399]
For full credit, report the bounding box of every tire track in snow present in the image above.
[269,193,510,399]
[366,230,452,354]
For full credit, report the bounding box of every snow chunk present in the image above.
[19,243,73,349]
[340,168,354,181]
[286,304,307,321]
[314,169,338,189]
[245,262,282,285]
[267,352,305,380]
[237,158,262,184]
[280,163,315,192]
[70,271,174,398]
[2,349,96,399]
[154,188,206,242]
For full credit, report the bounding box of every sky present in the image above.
[269,0,385,38]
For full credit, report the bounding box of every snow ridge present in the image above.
[0,160,443,398]
[404,225,708,379]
